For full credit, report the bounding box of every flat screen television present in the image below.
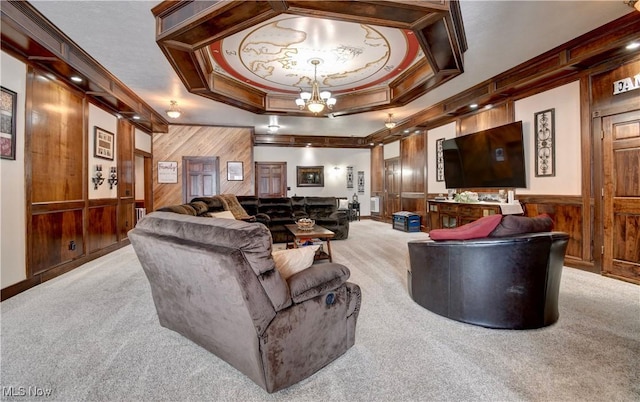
[442,121,526,189]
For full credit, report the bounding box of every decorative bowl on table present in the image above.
[296,218,315,230]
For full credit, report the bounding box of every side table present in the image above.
[348,201,360,221]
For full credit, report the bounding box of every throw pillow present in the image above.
[489,214,554,237]
[272,245,320,280]
[207,210,236,220]
[429,214,503,241]
[338,199,349,210]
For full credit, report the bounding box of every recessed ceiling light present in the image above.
[470,103,478,109]
[626,42,640,50]
[132,115,140,120]
[268,124,279,132]
[70,76,82,83]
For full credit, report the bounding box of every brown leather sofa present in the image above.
[193,195,350,243]
[407,232,569,329]
[129,212,361,393]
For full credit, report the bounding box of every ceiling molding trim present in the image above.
[1,0,168,133]
[152,0,467,116]
[365,10,640,144]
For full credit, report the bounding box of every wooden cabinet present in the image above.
[428,200,502,231]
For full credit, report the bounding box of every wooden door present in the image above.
[384,158,401,221]
[602,110,640,283]
[182,157,219,203]
[256,162,287,198]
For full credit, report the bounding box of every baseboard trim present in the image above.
[1,240,130,301]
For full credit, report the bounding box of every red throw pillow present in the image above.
[489,214,554,237]
[429,214,503,241]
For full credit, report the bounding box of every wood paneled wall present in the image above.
[153,125,254,209]
[519,196,584,264]
[370,144,384,219]
[458,104,512,136]
[400,132,427,228]
[27,69,86,277]
[3,67,139,301]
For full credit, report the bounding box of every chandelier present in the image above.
[295,59,336,114]
[166,100,181,119]
[384,113,397,129]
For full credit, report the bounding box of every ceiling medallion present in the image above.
[295,59,336,114]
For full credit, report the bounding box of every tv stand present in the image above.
[427,200,523,231]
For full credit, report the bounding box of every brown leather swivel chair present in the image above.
[408,232,569,329]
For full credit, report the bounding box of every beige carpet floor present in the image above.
[1,220,639,401]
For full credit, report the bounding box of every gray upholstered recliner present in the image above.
[129,212,361,393]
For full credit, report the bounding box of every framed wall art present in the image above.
[534,108,555,177]
[157,161,178,183]
[227,161,243,181]
[357,170,365,193]
[0,86,17,160]
[297,166,324,187]
[346,166,354,189]
[94,127,115,161]
[436,138,445,182]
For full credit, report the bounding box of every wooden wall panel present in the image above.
[30,69,84,203]
[458,104,512,136]
[87,204,117,253]
[521,197,583,261]
[118,120,135,199]
[153,126,254,209]
[400,132,426,193]
[118,200,135,241]
[371,145,384,193]
[30,210,84,276]
[591,59,640,114]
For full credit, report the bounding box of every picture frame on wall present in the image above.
[227,161,243,181]
[1,86,17,160]
[94,126,115,161]
[157,161,178,183]
[297,166,324,187]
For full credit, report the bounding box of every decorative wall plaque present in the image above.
[534,108,555,177]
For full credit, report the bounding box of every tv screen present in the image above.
[442,121,526,189]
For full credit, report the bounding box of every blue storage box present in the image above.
[393,212,421,232]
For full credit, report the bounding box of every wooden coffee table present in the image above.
[285,224,335,262]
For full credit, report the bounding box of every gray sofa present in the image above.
[129,212,361,393]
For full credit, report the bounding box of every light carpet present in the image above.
[1,220,639,401]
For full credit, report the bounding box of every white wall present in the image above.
[426,122,456,195]
[515,81,581,195]
[135,128,151,152]
[254,146,372,215]
[383,140,400,159]
[1,51,27,288]
[88,103,118,199]
[135,155,145,200]
[134,128,150,201]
